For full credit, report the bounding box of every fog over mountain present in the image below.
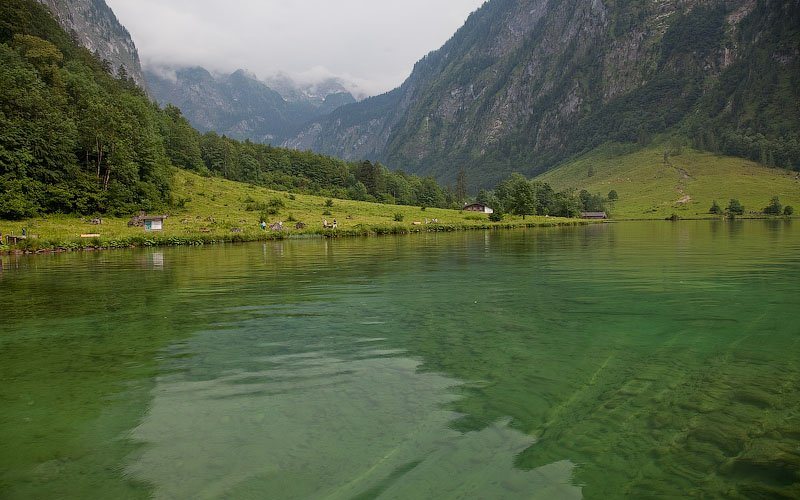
[105,0,486,97]
[145,66,356,144]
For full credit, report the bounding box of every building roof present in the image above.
[580,211,607,218]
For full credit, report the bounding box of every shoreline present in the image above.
[0,219,598,256]
[3,215,792,257]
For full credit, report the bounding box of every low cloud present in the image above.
[107,0,484,96]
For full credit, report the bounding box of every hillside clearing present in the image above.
[537,144,800,219]
[0,168,585,253]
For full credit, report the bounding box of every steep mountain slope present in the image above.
[146,67,355,144]
[34,0,145,88]
[286,0,800,189]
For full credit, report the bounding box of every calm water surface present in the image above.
[1,221,798,499]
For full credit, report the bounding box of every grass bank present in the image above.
[537,143,800,219]
[0,168,590,254]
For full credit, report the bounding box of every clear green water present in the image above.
[1,221,798,499]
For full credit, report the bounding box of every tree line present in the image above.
[167,117,458,210]
[0,0,456,220]
[473,173,611,219]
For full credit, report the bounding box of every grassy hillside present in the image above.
[0,169,584,252]
[537,143,800,219]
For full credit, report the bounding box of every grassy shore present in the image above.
[0,168,589,254]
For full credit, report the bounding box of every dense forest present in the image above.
[0,0,456,220]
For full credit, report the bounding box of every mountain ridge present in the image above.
[146,66,356,145]
[34,0,146,88]
[285,0,800,190]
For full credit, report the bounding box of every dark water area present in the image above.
[1,221,798,498]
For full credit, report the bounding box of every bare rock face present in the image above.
[35,0,146,89]
[285,0,793,189]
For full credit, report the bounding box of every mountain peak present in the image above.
[145,65,356,144]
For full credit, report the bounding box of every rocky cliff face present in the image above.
[286,0,798,188]
[146,67,356,144]
[35,0,145,88]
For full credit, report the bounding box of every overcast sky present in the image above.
[105,0,485,97]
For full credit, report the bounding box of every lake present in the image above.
[1,221,798,499]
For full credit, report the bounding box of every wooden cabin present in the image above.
[463,203,494,214]
[580,211,608,219]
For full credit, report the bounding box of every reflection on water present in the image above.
[1,221,799,498]
[127,337,579,499]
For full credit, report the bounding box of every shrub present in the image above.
[488,211,504,222]
[266,197,284,215]
[607,189,618,201]
[784,206,794,216]
[763,196,782,215]
[246,197,284,215]
[727,199,744,216]
[325,198,334,207]
[393,213,404,222]
[322,209,332,216]
[709,200,723,215]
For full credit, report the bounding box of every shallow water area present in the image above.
[1,220,798,498]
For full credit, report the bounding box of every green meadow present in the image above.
[0,168,583,252]
[3,144,799,253]
[537,143,800,219]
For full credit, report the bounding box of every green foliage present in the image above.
[763,196,783,215]
[488,211,503,222]
[688,2,800,170]
[496,173,536,218]
[784,205,794,216]
[486,173,583,219]
[393,213,404,222]
[727,198,745,216]
[709,200,723,215]
[608,190,619,201]
[579,190,606,212]
[0,0,457,221]
[324,198,334,207]
[0,0,171,219]
[160,105,204,172]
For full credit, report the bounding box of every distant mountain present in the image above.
[35,0,146,88]
[145,67,356,144]
[286,0,800,189]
